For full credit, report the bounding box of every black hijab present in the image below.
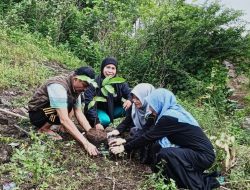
[100,57,118,78]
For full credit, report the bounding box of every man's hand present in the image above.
[123,100,132,110]
[108,137,126,146]
[95,123,104,130]
[107,129,120,138]
[84,142,99,156]
[109,145,125,154]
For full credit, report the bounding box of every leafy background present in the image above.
[0,0,249,189]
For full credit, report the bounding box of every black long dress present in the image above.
[124,115,220,190]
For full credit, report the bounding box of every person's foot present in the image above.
[38,128,63,140]
[50,125,67,133]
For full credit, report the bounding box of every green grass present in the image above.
[0,27,83,91]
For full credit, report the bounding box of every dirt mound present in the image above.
[86,128,107,147]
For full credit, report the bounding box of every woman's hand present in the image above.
[108,137,126,146]
[109,145,125,154]
[123,100,132,110]
[107,129,120,138]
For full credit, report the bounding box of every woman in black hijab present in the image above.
[84,57,132,129]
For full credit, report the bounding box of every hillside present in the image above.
[0,28,249,190]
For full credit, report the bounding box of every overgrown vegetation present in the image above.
[1,134,62,189]
[0,28,83,91]
[0,0,250,189]
[140,161,178,190]
[1,0,249,106]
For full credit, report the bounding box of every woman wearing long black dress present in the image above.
[109,88,220,190]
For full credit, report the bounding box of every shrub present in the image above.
[2,133,62,188]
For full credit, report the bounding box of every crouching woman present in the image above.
[109,88,220,190]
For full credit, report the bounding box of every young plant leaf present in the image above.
[101,87,109,96]
[104,84,115,94]
[108,77,126,84]
[76,75,90,82]
[94,96,107,102]
[90,80,98,88]
[102,76,112,86]
[76,75,98,88]
[88,100,96,110]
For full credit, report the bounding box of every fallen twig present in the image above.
[13,124,31,136]
[112,177,116,190]
[0,108,28,119]
[220,186,231,190]
[224,179,250,184]
[104,177,113,180]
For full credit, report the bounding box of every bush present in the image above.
[2,133,62,188]
[140,163,177,190]
[1,1,249,107]
[115,0,249,109]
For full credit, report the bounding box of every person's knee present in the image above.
[157,148,175,161]
[152,148,172,173]
[97,110,111,126]
[113,106,125,118]
[100,117,110,126]
[99,114,110,126]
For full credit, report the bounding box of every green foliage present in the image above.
[108,77,126,84]
[0,0,145,67]
[94,96,107,102]
[179,98,250,188]
[0,0,250,189]
[76,75,98,88]
[102,76,112,86]
[1,0,249,108]
[140,162,177,190]
[179,98,250,145]
[101,76,126,95]
[88,76,126,109]
[243,83,250,115]
[11,92,34,107]
[88,96,108,109]
[227,146,250,189]
[88,100,96,110]
[101,76,126,86]
[104,84,115,94]
[0,27,83,90]
[2,133,62,188]
[179,99,221,134]
[0,29,51,90]
[114,0,250,109]
[101,87,109,97]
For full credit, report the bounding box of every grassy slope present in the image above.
[0,28,82,91]
[0,28,249,189]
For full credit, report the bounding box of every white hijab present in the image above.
[131,83,155,129]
